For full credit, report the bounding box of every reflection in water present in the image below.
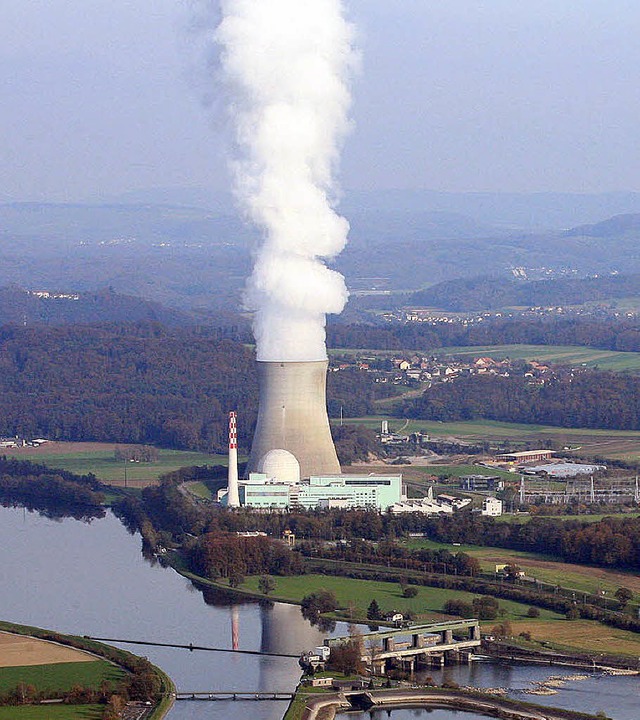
[1,506,638,720]
[231,606,239,651]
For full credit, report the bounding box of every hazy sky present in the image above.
[2,1,640,202]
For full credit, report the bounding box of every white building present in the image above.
[481,497,503,516]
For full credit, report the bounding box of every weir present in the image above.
[325,619,481,674]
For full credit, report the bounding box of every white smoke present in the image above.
[214,0,357,361]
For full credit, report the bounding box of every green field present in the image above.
[2,443,228,487]
[241,574,561,624]
[0,661,124,695]
[0,705,103,719]
[403,538,640,597]
[340,416,640,462]
[184,481,213,500]
[440,344,640,371]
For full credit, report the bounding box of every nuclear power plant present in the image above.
[247,360,340,478]
[221,361,404,512]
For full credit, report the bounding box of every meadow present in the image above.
[0,661,123,695]
[2,442,227,488]
[330,343,640,371]
[0,705,103,719]
[402,538,640,597]
[239,574,640,656]
[241,573,561,624]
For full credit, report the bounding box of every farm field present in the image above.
[440,344,640,371]
[0,632,94,668]
[0,661,123,694]
[403,539,640,597]
[1,442,227,487]
[340,416,640,462]
[330,343,640,371]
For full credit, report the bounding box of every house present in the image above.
[384,612,404,626]
[481,497,503,517]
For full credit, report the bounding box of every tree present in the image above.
[402,585,418,598]
[367,599,381,621]
[614,587,633,608]
[443,599,474,618]
[258,575,276,595]
[526,607,540,618]
[566,607,580,621]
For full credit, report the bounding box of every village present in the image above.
[330,350,554,388]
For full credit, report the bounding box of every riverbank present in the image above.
[0,620,175,720]
[165,552,640,665]
[292,687,613,720]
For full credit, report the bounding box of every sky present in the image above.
[1,0,640,203]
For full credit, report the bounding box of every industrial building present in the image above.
[496,449,553,464]
[222,358,406,512]
[235,472,403,511]
[459,474,504,491]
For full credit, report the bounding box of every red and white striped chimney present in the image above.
[227,411,240,508]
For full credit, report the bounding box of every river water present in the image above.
[1,506,637,720]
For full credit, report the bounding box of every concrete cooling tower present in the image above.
[247,360,340,479]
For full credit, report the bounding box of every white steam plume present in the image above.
[215,0,357,361]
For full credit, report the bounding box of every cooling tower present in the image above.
[247,360,340,479]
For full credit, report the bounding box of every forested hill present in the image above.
[327,318,640,353]
[0,324,389,450]
[0,324,258,449]
[406,273,640,312]
[0,285,193,326]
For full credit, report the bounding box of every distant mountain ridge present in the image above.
[564,213,640,238]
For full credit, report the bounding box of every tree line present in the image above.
[114,476,640,572]
[0,456,105,518]
[189,533,303,582]
[402,370,640,431]
[0,323,391,452]
[297,538,481,576]
[327,317,640,353]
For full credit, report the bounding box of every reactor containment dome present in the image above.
[257,448,301,485]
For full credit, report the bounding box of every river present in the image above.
[1,506,637,720]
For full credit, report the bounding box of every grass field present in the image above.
[0,661,124,694]
[509,619,640,657]
[0,705,103,719]
[2,442,227,488]
[341,416,640,462]
[403,539,640,597]
[240,574,640,657]
[184,481,213,500]
[241,574,561,624]
[440,344,640,371]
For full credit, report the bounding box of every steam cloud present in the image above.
[215,0,356,361]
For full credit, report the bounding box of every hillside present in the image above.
[407,273,640,312]
[0,286,193,326]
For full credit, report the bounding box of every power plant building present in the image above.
[236,473,403,511]
[223,359,403,511]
